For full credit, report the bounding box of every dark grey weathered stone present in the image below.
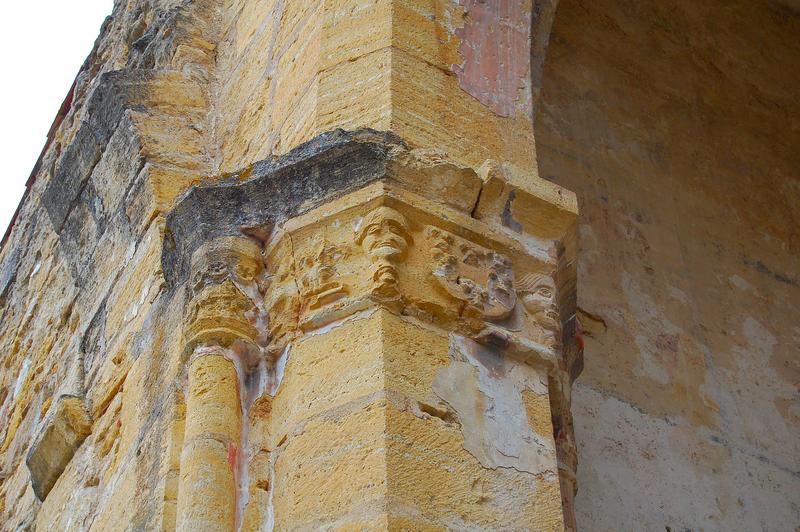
[163,128,405,286]
[42,70,155,235]
[42,127,102,233]
[59,181,106,282]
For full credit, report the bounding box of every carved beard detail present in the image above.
[523,293,559,330]
[370,261,400,299]
[356,207,412,300]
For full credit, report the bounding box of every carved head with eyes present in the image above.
[518,273,560,340]
[355,206,412,261]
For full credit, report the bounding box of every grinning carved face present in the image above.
[519,273,560,333]
[356,207,411,261]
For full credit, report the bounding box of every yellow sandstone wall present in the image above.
[0,0,580,530]
[5,0,794,530]
[214,0,542,186]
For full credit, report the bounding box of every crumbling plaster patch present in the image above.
[433,334,556,475]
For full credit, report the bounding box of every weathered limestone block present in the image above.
[25,395,91,501]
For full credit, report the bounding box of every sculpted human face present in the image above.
[362,220,408,259]
[357,207,410,261]
[521,275,559,331]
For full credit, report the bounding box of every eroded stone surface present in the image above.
[0,1,579,530]
[537,0,800,529]
[433,335,556,474]
[26,395,92,501]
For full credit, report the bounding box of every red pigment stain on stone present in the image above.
[227,442,238,470]
[655,333,679,353]
[575,321,585,352]
[454,0,532,117]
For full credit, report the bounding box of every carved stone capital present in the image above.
[166,130,579,381]
[183,236,265,352]
[166,130,580,530]
[259,180,577,375]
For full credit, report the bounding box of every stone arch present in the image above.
[534,0,800,530]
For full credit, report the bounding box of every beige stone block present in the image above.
[234,0,280,58]
[386,515,446,531]
[270,2,321,141]
[318,47,392,135]
[473,165,578,241]
[145,163,204,213]
[241,482,271,531]
[129,111,209,171]
[269,310,385,440]
[386,405,564,530]
[25,395,91,501]
[391,47,538,187]
[386,149,483,214]
[114,352,148,472]
[87,461,139,531]
[102,220,164,350]
[221,73,275,169]
[393,0,462,72]
[274,75,318,156]
[272,400,388,529]
[382,311,451,404]
[320,0,392,70]
[143,71,209,111]
[93,387,122,462]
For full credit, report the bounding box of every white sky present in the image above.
[0,1,114,238]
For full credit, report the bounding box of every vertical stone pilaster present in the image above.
[176,236,265,531]
[166,0,579,528]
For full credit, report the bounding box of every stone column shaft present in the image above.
[176,236,265,531]
[177,349,241,531]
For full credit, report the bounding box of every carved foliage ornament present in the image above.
[425,226,516,320]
